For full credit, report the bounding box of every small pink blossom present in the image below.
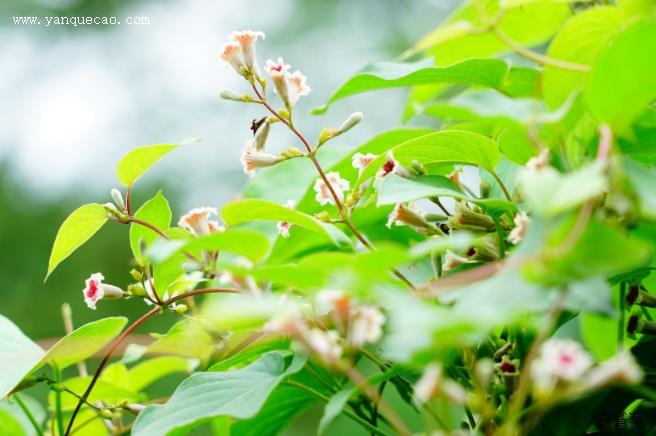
[348,306,385,347]
[443,250,473,272]
[351,152,378,174]
[178,207,222,236]
[386,202,427,230]
[219,41,245,75]
[526,149,551,171]
[375,152,413,179]
[313,172,350,206]
[531,339,593,392]
[276,199,296,238]
[286,71,311,107]
[229,30,265,71]
[507,212,530,245]
[240,148,280,177]
[82,273,124,310]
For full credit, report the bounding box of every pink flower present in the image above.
[219,41,245,75]
[351,152,378,174]
[348,306,385,347]
[313,172,350,206]
[229,30,265,72]
[286,71,311,107]
[507,212,530,245]
[82,273,124,310]
[178,207,223,236]
[531,339,593,392]
[443,250,472,272]
[276,200,295,238]
[375,152,413,179]
[386,202,428,230]
[240,147,280,177]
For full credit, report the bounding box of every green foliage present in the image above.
[0,315,44,398]
[130,191,172,264]
[117,141,195,187]
[45,203,108,280]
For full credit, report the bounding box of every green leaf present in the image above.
[221,199,350,247]
[0,394,45,436]
[39,317,127,370]
[46,203,109,280]
[130,191,172,264]
[132,352,305,436]
[51,377,141,410]
[521,163,607,216]
[0,408,25,436]
[318,388,353,435]
[625,159,656,220]
[377,175,516,214]
[129,357,192,392]
[147,321,215,361]
[312,58,513,114]
[0,316,45,398]
[580,312,617,361]
[117,140,197,187]
[358,130,501,184]
[586,20,656,130]
[543,6,622,109]
[148,228,270,265]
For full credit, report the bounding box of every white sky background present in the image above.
[0,0,457,209]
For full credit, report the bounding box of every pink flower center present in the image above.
[271,64,283,72]
[86,280,98,299]
[382,160,395,175]
[559,353,574,365]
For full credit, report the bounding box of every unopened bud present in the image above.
[98,409,114,420]
[127,283,147,297]
[175,304,189,315]
[315,211,331,222]
[411,160,426,175]
[111,188,125,210]
[49,382,66,393]
[337,112,363,134]
[219,89,252,102]
[627,311,656,338]
[448,202,495,231]
[470,235,500,261]
[480,180,492,198]
[626,284,656,308]
[250,120,270,151]
[318,127,339,145]
[280,146,303,159]
[129,269,143,281]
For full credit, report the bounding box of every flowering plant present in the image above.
[3,2,656,435]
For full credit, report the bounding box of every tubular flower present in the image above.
[178,207,223,236]
[276,199,296,238]
[376,152,413,179]
[443,250,473,271]
[286,70,311,107]
[265,57,291,104]
[219,41,245,75]
[507,212,530,245]
[348,306,385,347]
[306,329,342,364]
[229,30,265,73]
[82,273,124,310]
[531,339,593,392]
[240,148,280,177]
[351,152,378,175]
[386,202,429,230]
[313,172,350,206]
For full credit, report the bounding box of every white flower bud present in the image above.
[110,188,125,210]
[240,148,280,177]
[219,89,248,102]
[338,112,363,134]
[250,120,270,151]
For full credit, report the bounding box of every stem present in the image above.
[282,380,391,436]
[619,282,626,352]
[125,185,133,216]
[343,366,411,436]
[14,393,44,436]
[250,84,415,291]
[64,307,160,436]
[163,287,239,306]
[489,170,512,202]
[127,217,199,263]
[493,27,591,72]
[53,364,65,436]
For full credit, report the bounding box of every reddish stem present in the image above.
[127,216,199,263]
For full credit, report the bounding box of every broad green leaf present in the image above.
[543,6,622,109]
[132,352,305,436]
[625,159,656,220]
[200,294,303,331]
[0,395,44,436]
[524,218,652,284]
[580,312,617,361]
[147,321,215,362]
[208,340,290,372]
[148,228,270,264]
[358,130,501,184]
[377,174,516,214]
[586,20,656,130]
[0,316,45,398]
[117,140,197,187]
[410,0,570,65]
[39,317,127,370]
[130,191,172,264]
[46,203,109,280]
[521,163,607,216]
[50,376,142,410]
[313,58,513,114]
[0,408,24,436]
[222,199,350,247]
[152,228,190,296]
[318,388,353,435]
[129,357,192,392]
[409,232,475,258]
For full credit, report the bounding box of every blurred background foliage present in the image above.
[0,0,457,339]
